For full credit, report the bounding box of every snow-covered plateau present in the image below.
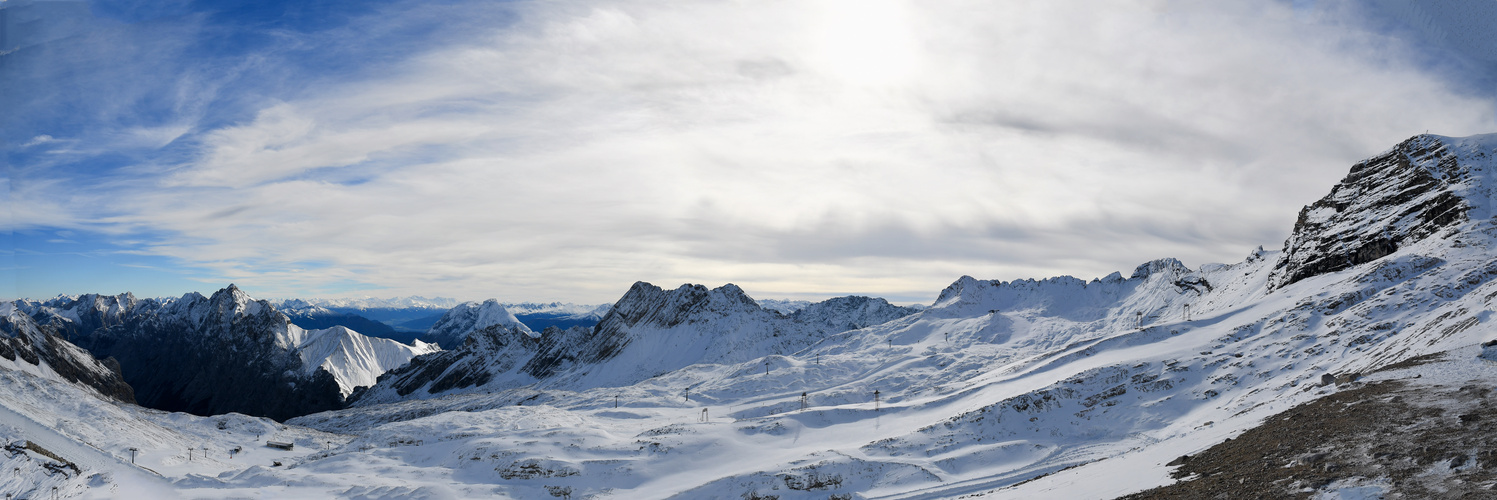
[7,133,1497,498]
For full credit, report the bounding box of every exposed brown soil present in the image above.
[1121,369,1497,499]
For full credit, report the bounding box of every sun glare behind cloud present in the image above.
[812,0,919,86]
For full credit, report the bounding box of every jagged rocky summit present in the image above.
[350,283,919,404]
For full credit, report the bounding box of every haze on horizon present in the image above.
[4,0,1497,305]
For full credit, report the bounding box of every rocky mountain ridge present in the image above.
[20,285,436,421]
[350,283,920,404]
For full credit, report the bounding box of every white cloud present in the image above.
[19,0,1497,302]
[21,135,57,147]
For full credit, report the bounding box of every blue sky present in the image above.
[5,0,1497,304]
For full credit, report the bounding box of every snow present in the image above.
[1311,478,1392,500]
[12,239,1477,499]
[0,365,348,499]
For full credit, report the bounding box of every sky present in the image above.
[4,0,1497,305]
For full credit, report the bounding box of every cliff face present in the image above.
[1269,134,1497,289]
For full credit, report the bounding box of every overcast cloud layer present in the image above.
[5,0,1497,303]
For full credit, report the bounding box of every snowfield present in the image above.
[6,133,1497,498]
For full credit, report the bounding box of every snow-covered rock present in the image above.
[1270,133,1497,289]
[28,285,342,420]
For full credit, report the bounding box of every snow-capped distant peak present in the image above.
[285,296,460,310]
[755,298,814,314]
[423,300,533,349]
[500,302,609,317]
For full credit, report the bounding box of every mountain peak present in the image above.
[1131,258,1189,280]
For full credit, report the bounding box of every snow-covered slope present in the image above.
[0,361,349,499]
[570,283,921,388]
[295,326,439,397]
